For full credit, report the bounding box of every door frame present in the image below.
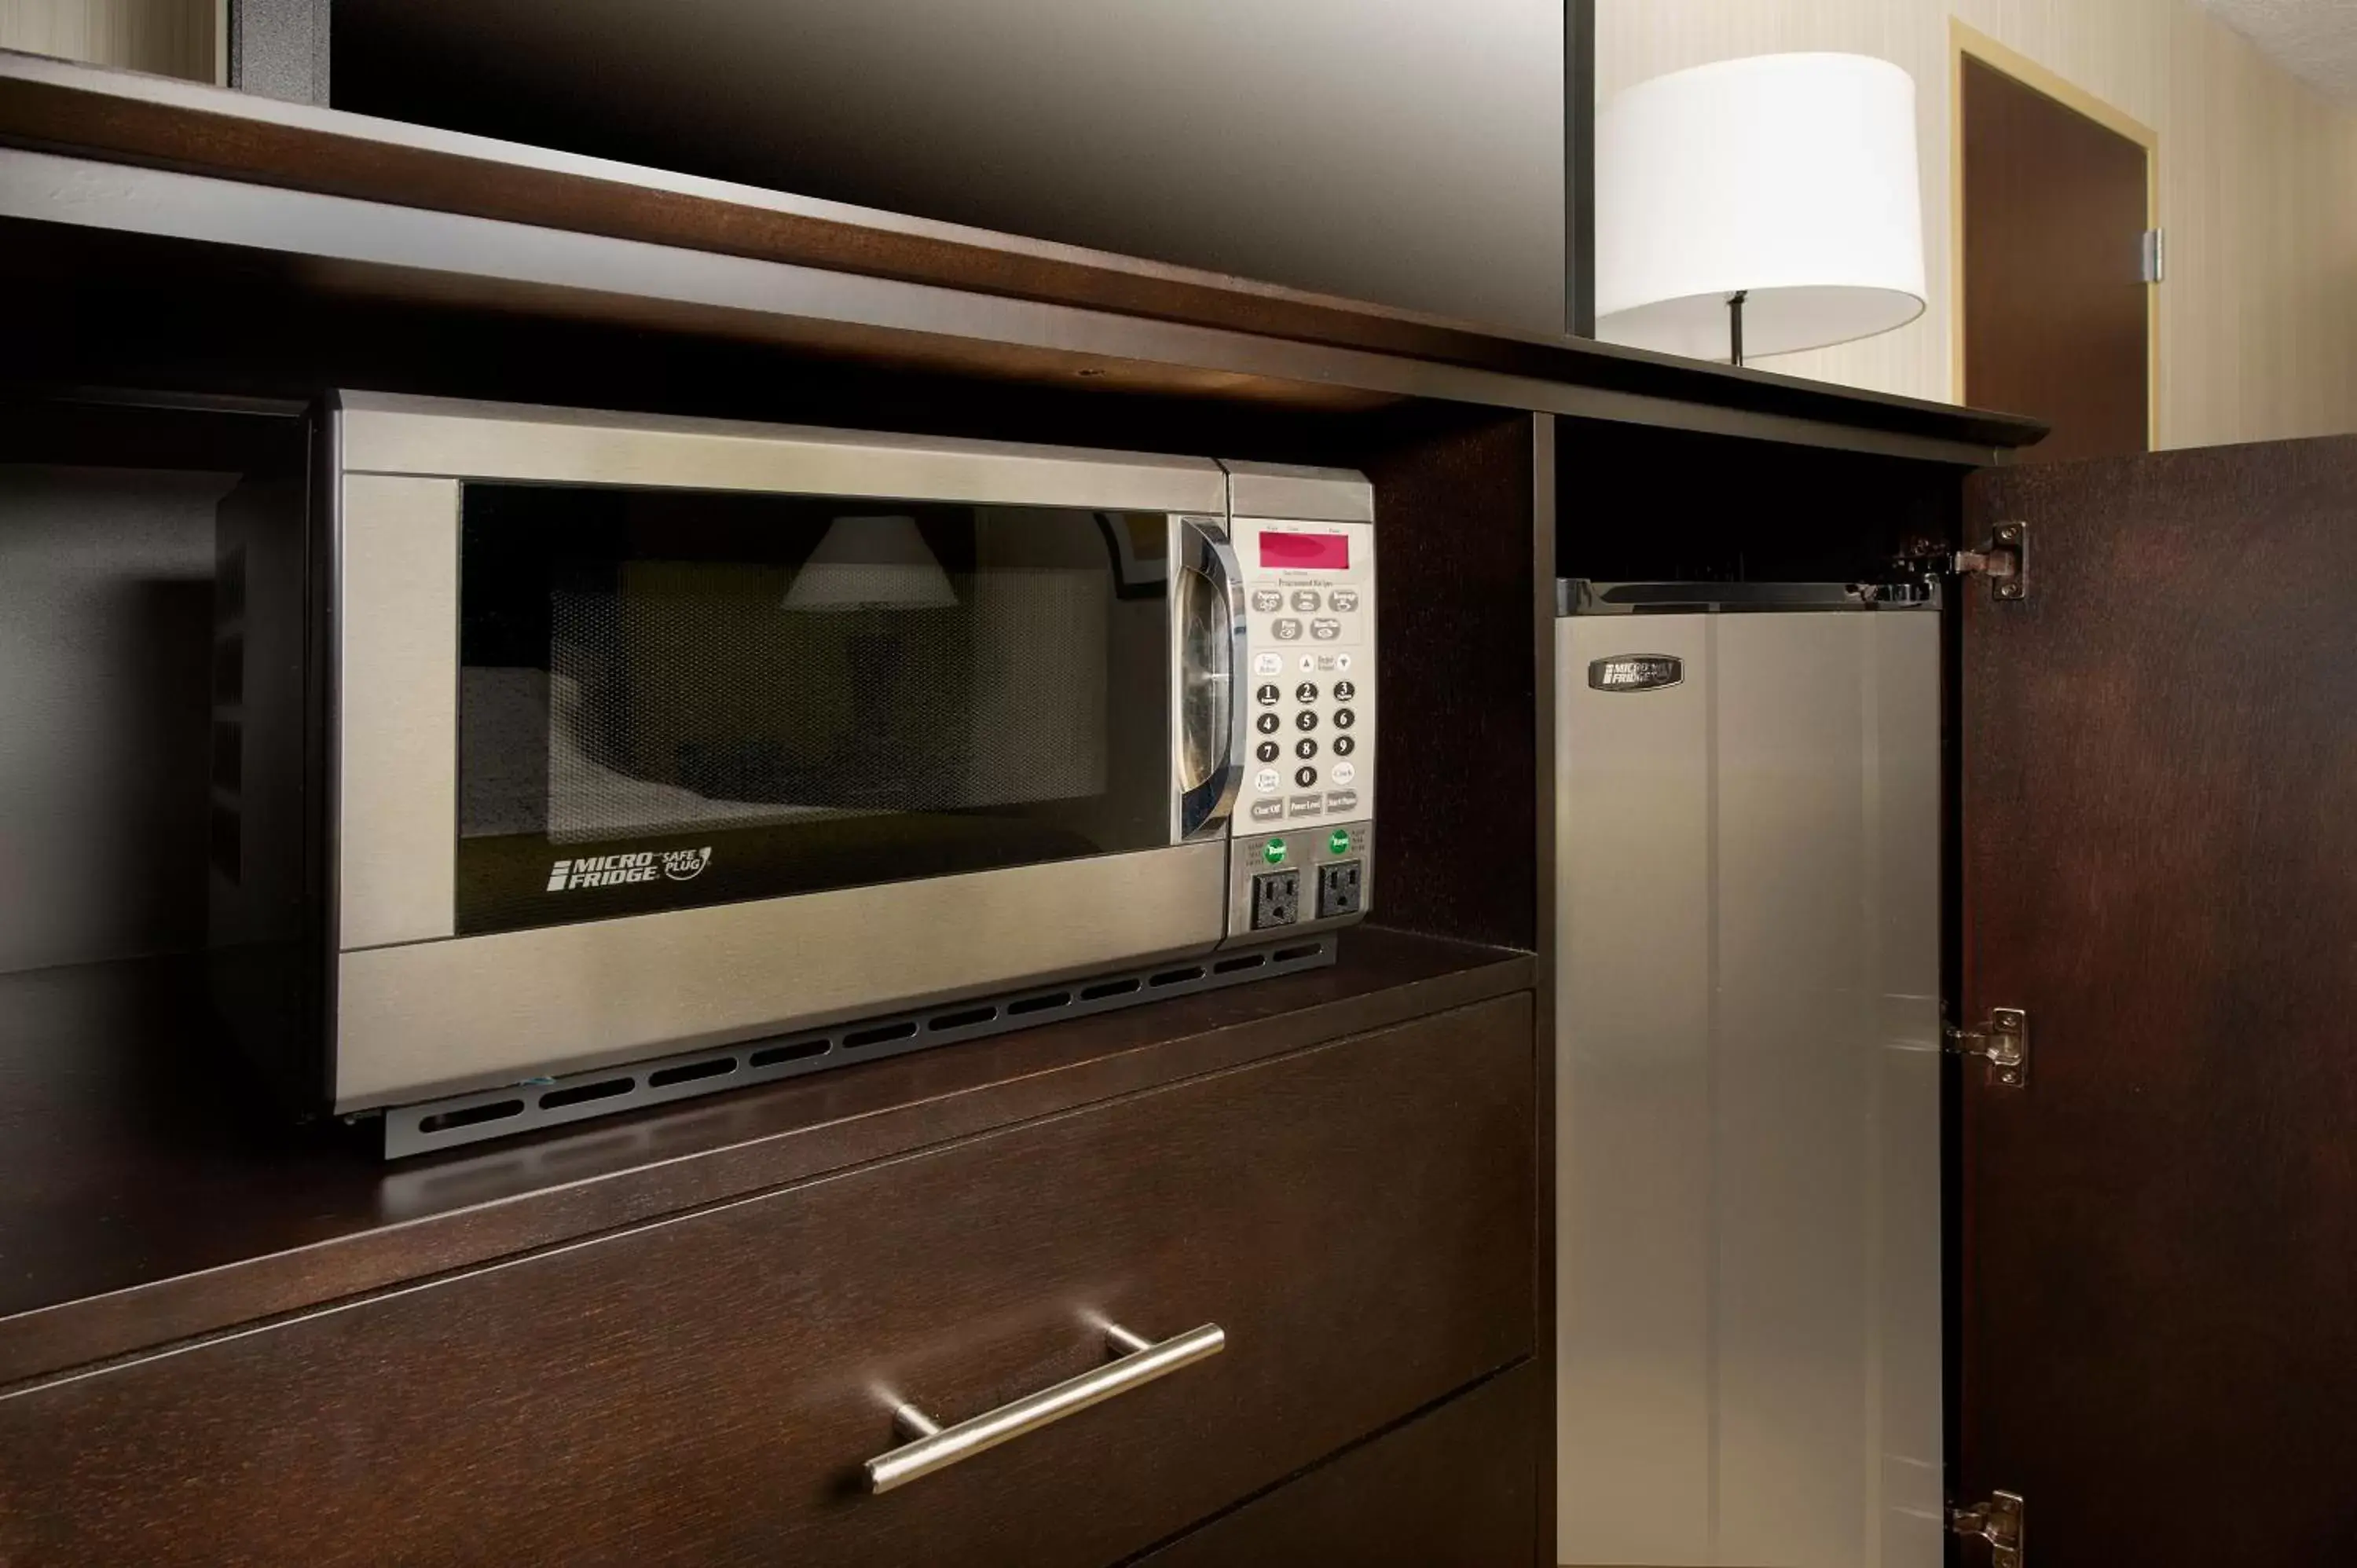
[1949,20,2159,449]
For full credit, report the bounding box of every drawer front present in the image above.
[0,995,1533,1566]
[1139,1361,1541,1568]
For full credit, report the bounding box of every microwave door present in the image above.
[452,491,1187,937]
[1172,517,1246,843]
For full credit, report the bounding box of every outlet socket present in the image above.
[1316,859,1364,920]
[1251,869,1301,929]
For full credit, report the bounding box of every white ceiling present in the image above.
[2201,0,2357,104]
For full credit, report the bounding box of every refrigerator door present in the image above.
[1555,601,1942,1568]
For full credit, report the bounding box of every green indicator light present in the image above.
[1263,838,1287,864]
[1328,830,1351,855]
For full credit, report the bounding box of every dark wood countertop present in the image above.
[0,49,2046,461]
[0,926,1530,1389]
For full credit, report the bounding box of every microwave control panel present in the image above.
[1225,512,1373,941]
[1230,515,1374,833]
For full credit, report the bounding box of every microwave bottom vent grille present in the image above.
[379,936,1338,1159]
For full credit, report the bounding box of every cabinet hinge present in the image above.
[1900,522,2026,602]
[1950,1489,2025,1566]
[2142,226,2166,284]
[1945,1007,2029,1087]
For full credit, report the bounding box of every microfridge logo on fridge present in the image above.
[544,848,713,892]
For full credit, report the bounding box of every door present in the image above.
[1958,439,2357,1563]
[1960,51,2150,463]
[1556,589,1944,1567]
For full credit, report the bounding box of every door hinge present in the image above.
[2141,226,2166,284]
[1946,1006,2029,1087]
[1900,522,2026,602]
[1950,1489,2025,1566]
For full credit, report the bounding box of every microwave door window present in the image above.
[455,488,1171,934]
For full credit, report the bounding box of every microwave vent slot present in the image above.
[646,1056,739,1087]
[749,1039,830,1068]
[416,1098,526,1135]
[539,1075,635,1110]
[379,935,1340,1158]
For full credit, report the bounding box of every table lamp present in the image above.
[1594,53,1927,366]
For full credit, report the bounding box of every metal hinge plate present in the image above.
[1951,1489,2025,1566]
[2142,227,2166,284]
[1947,1006,2029,1088]
[1901,522,2026,602]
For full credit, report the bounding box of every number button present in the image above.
[1255,740,1280,763]
[1294,765,1318,788]
[1295,681,1319,703]
[1332,734,1356,757]
[1295,738,1318,760]
[1295,710,1319,731]
[1332,708,1356,730]
[1333,680,1356,702]
[1255,713,1281,735]
[1255,683,1280,705]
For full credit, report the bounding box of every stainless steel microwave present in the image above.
[211,394,1376,1154]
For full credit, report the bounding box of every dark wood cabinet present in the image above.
[1956,438,2357,1564]
[0,47,2052,1568]
[1,996,1532,1566]
[1138,1363,1541,1567]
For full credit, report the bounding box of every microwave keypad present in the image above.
[1235,518,1372,830]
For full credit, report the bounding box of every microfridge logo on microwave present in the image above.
[544,848,713,892]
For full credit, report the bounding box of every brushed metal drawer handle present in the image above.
[865,1321,1226,1494]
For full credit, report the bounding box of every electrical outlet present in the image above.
[1251,869,1301,929]
[1316,859,1364,920]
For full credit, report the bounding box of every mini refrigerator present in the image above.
[1554,581,1944,1568]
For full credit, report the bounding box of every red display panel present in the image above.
[1258,531,1351,570]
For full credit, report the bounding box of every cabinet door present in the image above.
[1959,438,2357,1563]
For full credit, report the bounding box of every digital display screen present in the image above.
[1259,531,1351,570]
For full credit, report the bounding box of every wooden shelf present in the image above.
[0,49,2045,463]
[0,926,1530,1387]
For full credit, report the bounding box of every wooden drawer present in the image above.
[0,994,1533,1566]
[1138,1361,1541,1567]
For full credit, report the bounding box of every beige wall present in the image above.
[1,0,214,80]
[1600,1,2357,448]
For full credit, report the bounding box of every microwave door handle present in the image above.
[1175,521,1245,841]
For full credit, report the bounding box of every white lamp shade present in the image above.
[1595,53,1927,361]
[781,515,958,611]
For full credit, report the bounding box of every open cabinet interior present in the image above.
[1552,415,1967,1568]
[0,245,1545,1308]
